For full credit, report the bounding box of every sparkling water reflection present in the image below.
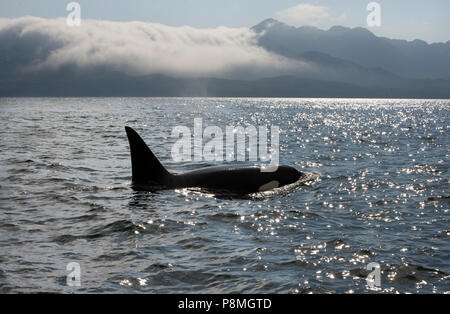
[0,97,448,293]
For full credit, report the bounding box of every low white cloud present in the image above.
[276,3,346,29]
[0,16,311,79]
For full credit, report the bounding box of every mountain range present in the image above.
[253,19,450,80]
[1,18,449,98]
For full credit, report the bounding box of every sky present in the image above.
[0,0,449,43]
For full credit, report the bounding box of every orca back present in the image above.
[125,126,302,194]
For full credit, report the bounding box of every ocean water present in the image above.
[0,97,448,294]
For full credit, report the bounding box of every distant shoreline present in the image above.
[1,95,450,100]
[1,74,449,99]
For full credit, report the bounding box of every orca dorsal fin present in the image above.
[125,126,172,187]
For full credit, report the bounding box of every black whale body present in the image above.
[125,126,303,194]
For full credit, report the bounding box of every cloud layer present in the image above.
[0,16,309,79]
[275,3,346,29]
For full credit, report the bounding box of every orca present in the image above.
[125,126,303,194]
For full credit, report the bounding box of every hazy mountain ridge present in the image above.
[253,18,450,79]
[294,51,401,86]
